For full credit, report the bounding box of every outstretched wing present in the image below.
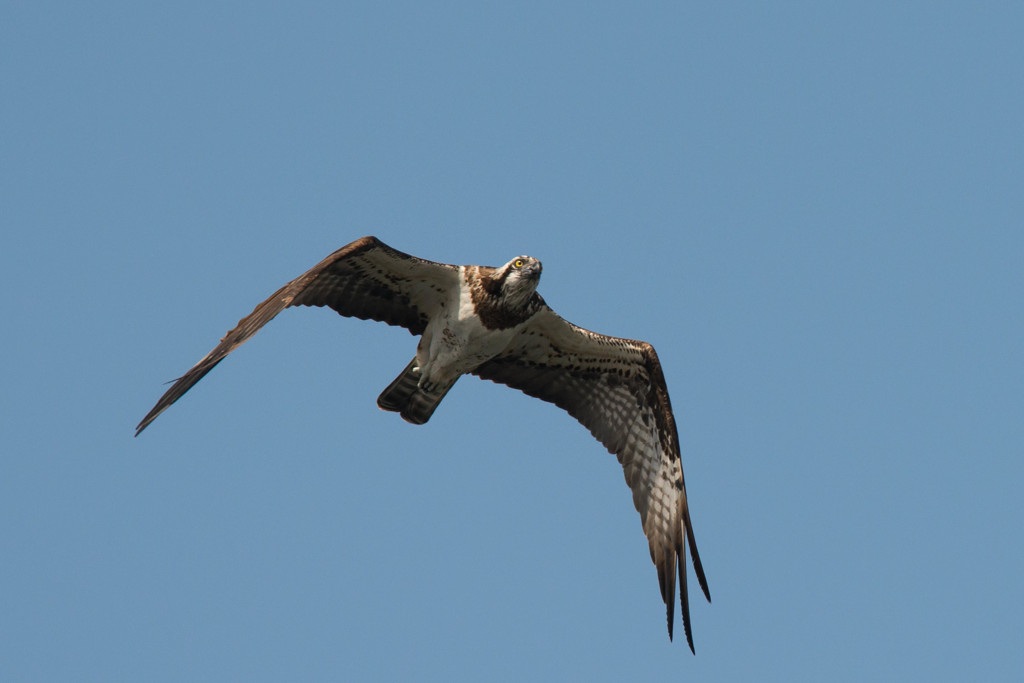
[472,305,711,652]
[136,236,459,435]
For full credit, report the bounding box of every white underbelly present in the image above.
[417,313,514,386]
[416,280,517,387]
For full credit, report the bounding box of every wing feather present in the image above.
[473,306,711,652]
[135,236,459,435]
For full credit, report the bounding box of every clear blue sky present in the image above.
[3,2,1022,680]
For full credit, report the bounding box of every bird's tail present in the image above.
[377,358,457,425]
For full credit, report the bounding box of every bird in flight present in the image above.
[137,236,711,651]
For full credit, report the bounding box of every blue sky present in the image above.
[3,2,1022,680]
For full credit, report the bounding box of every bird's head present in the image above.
[498,255,542,309]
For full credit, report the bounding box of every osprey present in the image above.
[136,236,711,651]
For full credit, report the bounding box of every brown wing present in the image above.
[136,236,459,435]
[472,305,711,653]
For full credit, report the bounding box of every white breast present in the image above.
[415,266,518,387]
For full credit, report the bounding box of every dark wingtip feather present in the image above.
[679,545,695,654]
[661,550,681,647]
[134,414,156,437]
[134,357,226,437]
[657,556,675,642]
[666,598,674,642]
[685,509,712,604]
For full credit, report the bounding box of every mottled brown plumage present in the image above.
[137,236,710,652]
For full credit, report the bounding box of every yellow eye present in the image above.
[514,259,525,268]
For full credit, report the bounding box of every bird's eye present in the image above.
[514,259,524,268]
